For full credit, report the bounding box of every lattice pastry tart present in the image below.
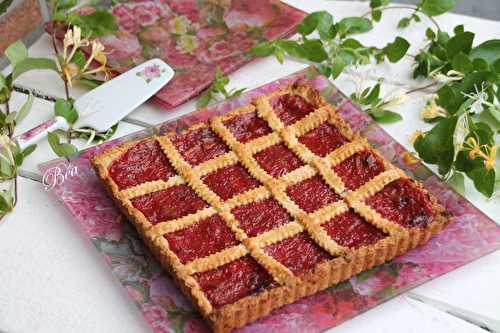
[92,83,451,333]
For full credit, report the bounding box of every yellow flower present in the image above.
[409,130,424,144]
[62,63,80,88]
[485,146,496,171]
[403,151,420,166]
[383,89,409,109]
[421,95,447,120]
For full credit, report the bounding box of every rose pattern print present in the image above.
[68,0,305,110]
[40,68,500,333]
[136,64,166,83]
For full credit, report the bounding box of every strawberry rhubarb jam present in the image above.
[365,179,435,228]
[271,93,315,125]
[223,110,272,143]
[194,256,274,308]
[254,143,304,177]
[108,139,176,189]
[298,123,348,157]
[322,209,387,249]
[286,175,340,213]
[170,126,228,166]
[164,214,239,264]
[202,164,261,200]
[333,150,385,190]
[231,198,293,237]
[131,184,208,224]
[264,232,332,275]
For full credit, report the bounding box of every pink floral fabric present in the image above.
[39,68,500,333]
[68,0,305,109]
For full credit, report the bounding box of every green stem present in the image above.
[363,5,441,32]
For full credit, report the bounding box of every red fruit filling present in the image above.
[131,184,207,224]
[333,150,385,190]
[170,126,228,166]
[231,198,293,237]
[202,164,260,200]
[365,179,435,228]
[223,110,272,143]
[322,209,387,249]
[254,143,304,178]
[164,214,239,264]
[194,256,273,308]
[264,232,332,275]
[271,93,315,125]
[109,139,176,189]
[286,175,340,213]
[298,123,348,157]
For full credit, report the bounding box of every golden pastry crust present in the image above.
[91,82,451,333]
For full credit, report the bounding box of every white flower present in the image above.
[345,66,376,100]
[382,89,409,109]
[430,69,464,83]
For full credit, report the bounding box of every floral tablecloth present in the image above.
[76,0,305,109]
[39,68,500,333]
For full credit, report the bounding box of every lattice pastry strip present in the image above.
[155,131,297,286]
[211,108,352,260]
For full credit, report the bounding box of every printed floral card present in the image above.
[60,0,305,109]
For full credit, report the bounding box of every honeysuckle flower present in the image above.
[464,136,497,170]
[430,69,464,83]
[421,95,448,120]
[0,135,15,167]
[382,89,409,109]
[462,82,496,114]
[453,114,469,159]
[63,26,89,63]
[345,66,376,100]
[409,130,425,144]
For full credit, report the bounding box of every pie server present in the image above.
[14,58,174,150]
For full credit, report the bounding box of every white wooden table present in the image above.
[0,1,499,332]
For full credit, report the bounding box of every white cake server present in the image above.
[15,58,174,150]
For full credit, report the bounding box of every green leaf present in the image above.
[446,171,465,195]
[397,17,411,29]
[274,47,285,64]
[22,144,36,158]
[301,39,328,62]
[472,58,489,71]
[421,0,455,16]
[470,39,500,65]
[54,0,76,10]
[12,57,58,80]
[0,0,13,15]
[248,41,275,57]
[486,106,500,124]
[414,116,458,175]
[446,32,474,58]
[451,52,473,74]
[426,28,436,40]
[383,37,410,63]
[5,112,16,124]
[5,40,28,67]
[275,40,306,59]
[469,167,495,197]
[47,131,78,157]
[330,57,346,79]
[196,89,212,109]
[337,17,373,35]
[371,10,382,22]
[370,0,390,8]
[65,10,117,37]
[361,83,381,105]
[297,11,334,39]
[54,99,78,124]
[369,109,402,123]
[16,92,33,123]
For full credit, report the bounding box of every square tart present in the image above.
[92,82,451,333]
